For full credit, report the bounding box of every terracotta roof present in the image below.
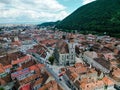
[112,68,120,79]
[69,72,78,82]
[19,73,41,85]
[37,64,45,68]
[12,63,44,80]
[27,49,37,53]
[88,68,97,73]
[39,80,63,90]
[19,83,31,90]
[29,64,40,71]
[80,80,104,90]
[3,65,12,69]
[40,39,58,47]
[0,51,26,66]
[75,67,87,74]
[66,63,88,78]
[80,78,88,84]
[0,63,12,73]
[0,78,6,85]
[32,78,44,87]
[12,55,31,65]
[22,60,36,69]
[17,67,23,71]
[29,44,48,58]
[74,63,85,68]
[0,74,12,85]
[12,41,21,46]
[11,68,30,79]
[103,53,115,60]
[80,82,87,89]
[102,77,114,86]
[56,39,69,54]
[0,64,5,73]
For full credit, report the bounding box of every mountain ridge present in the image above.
[56,0,120,36]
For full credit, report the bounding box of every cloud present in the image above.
[0,0,69,24]
[82,0,95,5]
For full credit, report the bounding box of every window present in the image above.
[72,55,74,60]
[67,55,69,59]
[62,55,64,60]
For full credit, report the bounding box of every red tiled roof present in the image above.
[39,80,63,90]
[12,41,21,46]
[19,83,31,90]
[4,65,12,69]
[0,51,26,66]
[69,72,78,81]
[22,60,36,69]
[19,73,41,85]
[56,39,69,54]
[29,65,39,71]
[11,68,30,78]
[0,64,5,73]
[102,77,114,86]
[12,55,31,65]
[32,78,44,87]
[27,49,37,53]
[0,78,6,85]
[37,64,45,68]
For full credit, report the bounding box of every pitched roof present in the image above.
[0,64,5,73]
[19,73,41,85]
[12,55,31,65]
[19,83,31,90]
[0,74,12,86]
[39,80,63,90]
[94,58,110,70]
[102,77,114,86]
[112,68,120,79]
[69,72,78,82]
[0,51,26,66]
[56,39,69,54]
[84,51,98,59]
[80,80,104,90]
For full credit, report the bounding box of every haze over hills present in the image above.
[56,0,120,36]
[37,21,60,27]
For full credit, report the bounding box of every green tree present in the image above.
[48,56,54,65]
[56,0,120,37]
[118,64,120,68]
[104,85,108,90]
[0,87,4,90]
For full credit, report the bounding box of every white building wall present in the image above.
[83,54,110,73]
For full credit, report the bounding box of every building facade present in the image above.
[54,34,76,66]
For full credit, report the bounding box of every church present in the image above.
[54,34,76,66]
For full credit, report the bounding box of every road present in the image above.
[46,65,71,90]
[33,54,71,90]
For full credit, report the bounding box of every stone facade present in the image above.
[82,53,110,73]
[54,35,76,66]
[54,41,76,65]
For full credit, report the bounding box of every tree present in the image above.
[104,85,108,90]
[118,64,120,68]
[56,0,120,38]
[0,87,4,90]
[48,56,55,65]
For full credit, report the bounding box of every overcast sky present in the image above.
[0,0,95,24]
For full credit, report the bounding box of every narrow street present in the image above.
[46,65,71,90]
[33,55,71,90]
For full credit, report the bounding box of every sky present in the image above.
[0,0,95,24]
